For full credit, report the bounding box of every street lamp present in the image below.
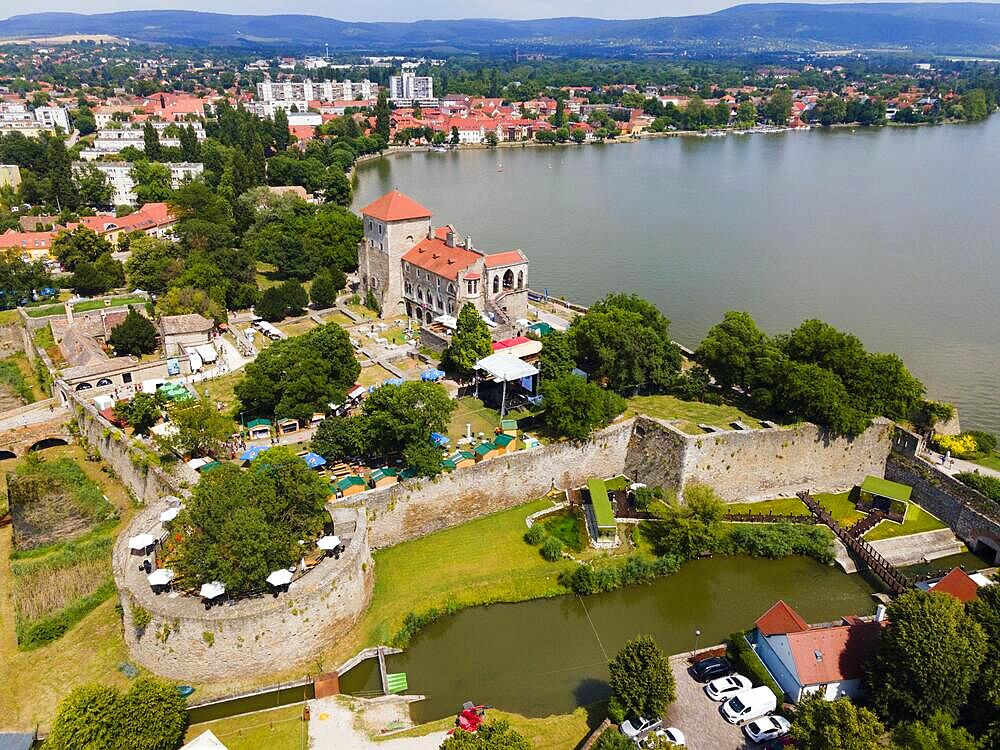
[694,628,702,656]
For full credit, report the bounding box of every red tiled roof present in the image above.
[755,600,809,636]
[493,336,531,351]
[483,250,527,268]
[361,190,433,222]
[787,620,883,685]
[401,234,479,281]
[0,229,55,249]
[464,272,481,280]
[932,567,980,602]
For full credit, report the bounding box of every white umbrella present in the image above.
[630,483,648,491]
[129,533,156,550]
[159,507,181,523]
[147,568,174,586]
[266,569,293,587]
[316,535,341,551]
[199,581,226,599]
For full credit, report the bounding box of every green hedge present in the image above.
[562,554,683,595]
[727,630,784,703]
[719,523,835,564]
[16,579,116,650]
[956,472,1000,503]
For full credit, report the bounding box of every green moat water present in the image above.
[343,555,878,722]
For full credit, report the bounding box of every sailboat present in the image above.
[496,162,504,172]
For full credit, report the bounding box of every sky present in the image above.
[4,0,979,23]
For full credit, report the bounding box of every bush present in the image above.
[932,432,980,459]
[728,630,784,702]
[608,635,675,719]
[969,430,998,455]
[564,555,682,595]
[955,472,1000,503]
[594,726,632,750]
[540,536,563,561]
[523,524,545,545]
[720,523,835,564]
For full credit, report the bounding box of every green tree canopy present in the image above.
[568,293,681,393]
[541,375,626,440]
[235,323,360,423]
[156,285,226,323]
[696,310,772,391]
[537,329,576,382]
[53,226,113,272]
[608,635,676,720]
[439,719,530,750]
[108,306,157,356]
[645,482,725,558]
[124,234,182,294]
[309,268,344,309]
[360,381,456,457]
[113,392,162,435]
[442,302,493,379]
[891,712,978,750]
[174,447,330,595]
[865,590,986,724]
[130,160,172,204]
[790,696,884,750]
[154,396,233,458]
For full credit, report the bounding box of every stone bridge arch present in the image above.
[27,435,72,452]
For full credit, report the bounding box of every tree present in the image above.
[764,88,793,125]
[736,99,757,127]
[130,160,172,204]
[592,731,634,750]
[142,120,161,161]
[442,303,493,379]
[0,254,51,310]
[450,126,460,145]
[537,329,576,382]
[404,438,444,478]
[311,415,367,461]
[53,226,113,272]
[790,696,884,750]
[70,254,123,296]
[179,123,200,161]
[124,234,181,294]
[571,128,586,143]
[174,448,330,596]
[74,163,113,206]
[155,397,233,458]
[485,130,499,147]
[361,381,456,457]
[697,310,772,391]
[646,483,725,558]
[278,279,308,315]
[157,286,226,323]
[113,392,162,435]
[439,719,530,750]
[865,590,986,724]
[235,323,360,423]
[108,307,157,356]
[309,269,343,308]
[374,89,391,140]
[45,683,122,749]
[541,375,626,440]
[608,635,675,720]
[966,584,1000,729]
[891,712,978,750]
[569,293,681,393]
[256,285,290,322]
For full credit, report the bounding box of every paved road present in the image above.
[0,402,67,435]
[527,304,571,331]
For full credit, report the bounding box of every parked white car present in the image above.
[620,716,663,740]
[636,727,686,747]
[743,715,792,743]
[721,686,777,724]
[705,673,753,701]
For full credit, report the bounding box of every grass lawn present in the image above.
[185,706,307,750]
[357,363,395,387]
[199,371,245,417]
[347,304,377,320]
[539,508,586,552]
[23,303,65,318]
[863,503,947,542]
[322,311,354,326]
[447,396,501,444]
[72,295,147,313]
[279,319,317,338]
[322,498,571,661]
[814,491,867,526]
[625,395,764,434]
[973,452,1000,472]
[724,496,811,516]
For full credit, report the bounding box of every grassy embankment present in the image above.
[625,395,766,434]
[725,491,947,542]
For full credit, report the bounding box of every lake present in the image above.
[340,555,878,722]
[354,119,1000,434]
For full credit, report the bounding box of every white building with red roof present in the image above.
[357,190,528,333]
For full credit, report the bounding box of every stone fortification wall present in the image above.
[350,419,636,548]
[69,391,196,503]
[886,451,1000,563]
[624,417,895,501]
[115,498,374,681]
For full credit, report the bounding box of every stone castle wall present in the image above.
[115,498,374,681]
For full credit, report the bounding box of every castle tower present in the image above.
[357,190,432,314]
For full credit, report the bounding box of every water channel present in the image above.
[341,555,879,723]
[353,118,1000,434]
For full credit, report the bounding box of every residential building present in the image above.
[33,106,71,132]
[255,78,377,105]
[357,190,528,334]
[82,121,206,159]
[389,72,435,105]
[916,566,995,602]
[0,229,56,261]
[749,600,884,703]
[74,161,204,205]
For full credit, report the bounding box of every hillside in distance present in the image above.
[2,3,1000,53]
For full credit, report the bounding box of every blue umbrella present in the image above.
[240,445,269,462]
[431,432,450,447]
[421,368,445,381]
[383,377,405,387]
[302,452,327,469]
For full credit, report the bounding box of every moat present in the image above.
[354,118,1000,434]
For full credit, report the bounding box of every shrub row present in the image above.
[719,523,835,565]
[16,578,116,650]
[727,630,784,703]
[0,357,34,403]
[562,554,683,596]
[955,472,1000,504]
[392,600,464,648]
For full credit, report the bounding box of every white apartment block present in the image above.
[388,72,435,104]
[81,122,206,159]
[256,78,378,103]
[34,106,71,132]
[0,102,71,137]
[75,161,204,205]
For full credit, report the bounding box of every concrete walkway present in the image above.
[835,528,964,573]
[923,450,1000,480]
[308,696,447,749]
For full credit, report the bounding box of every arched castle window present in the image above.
[493,276,499,294]
[503,269,514,290]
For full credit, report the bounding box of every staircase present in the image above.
[798,491,909,594]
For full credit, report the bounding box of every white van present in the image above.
[721,686,777,724]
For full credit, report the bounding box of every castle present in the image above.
[357,190,529,334]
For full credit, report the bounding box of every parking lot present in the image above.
[662,654,765,750]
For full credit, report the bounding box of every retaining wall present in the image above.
[885,451,1000,563]
[115,500,374,681]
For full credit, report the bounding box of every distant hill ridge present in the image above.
[2,3,1000,52]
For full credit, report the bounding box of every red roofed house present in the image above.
[920,566,994,602]
[357,190,529,335]
[0,229,58,260]
[749,600,885,703]
[76,202,177,247]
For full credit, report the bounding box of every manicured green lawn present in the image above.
[199,371,245,417]
[814,491,867,526]
[625,395,763,434]
[72,295,147,313]
[973,452,1000,472]
[539,509,586,552]
[185,706,306,750]
[279,319,317,338]
[724,496,811,516]
[447,396,501,444]
[23,303,65,318]
[863,503,947,542]
[322,311,354,326]
[357,363,395,387]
